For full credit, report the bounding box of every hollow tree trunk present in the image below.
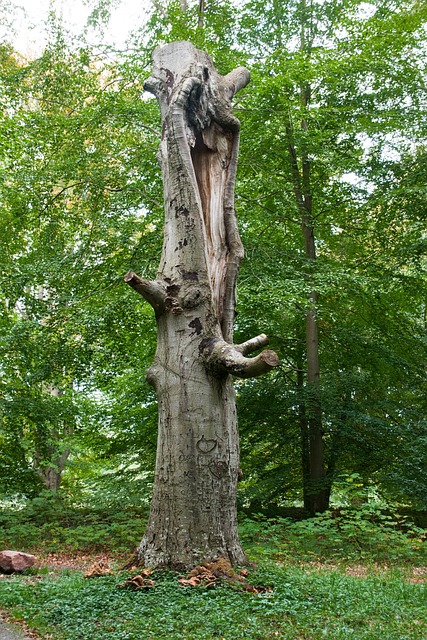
[126,42,278,568]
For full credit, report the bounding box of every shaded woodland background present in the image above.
[0,0,426,531]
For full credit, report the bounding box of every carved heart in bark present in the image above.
[208,460,228,478]
[197,435,217,453]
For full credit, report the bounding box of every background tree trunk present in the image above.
[34,448,70,491]
[287,118,328,515]
[282,0,329,514]
[126,42,278,568]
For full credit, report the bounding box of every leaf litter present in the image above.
[119,569,155,590]
[83,560,113,578]
[177,558,269,593]
[118,558,269,593]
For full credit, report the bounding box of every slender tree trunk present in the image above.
[126,42,278,568]
[198,0,205,27]
[33,384,71,492]
[286,85,328,515]
[35,449,70,491]
[296,321,310,511]
[295,0,328,516]
[302,210,328,515]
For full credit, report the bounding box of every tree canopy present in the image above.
[1,0,426,515]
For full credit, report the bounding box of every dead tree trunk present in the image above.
[126,42,278,568]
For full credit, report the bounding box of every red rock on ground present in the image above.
[0,551,36,574]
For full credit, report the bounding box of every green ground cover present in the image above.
[0,559,425,640]
[0,503,425,640]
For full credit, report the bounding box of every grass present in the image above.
[0,499,425,639]
[0,562,425,639]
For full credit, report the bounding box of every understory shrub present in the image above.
[0,491,147,552]
[239,501,426,565]
[1,487,425,564]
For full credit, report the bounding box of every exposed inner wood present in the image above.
[190,125,232,328]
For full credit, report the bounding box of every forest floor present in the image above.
[0,615,27,640]
[4,548,426,581]
[0,548,426,640]
[0,506,426,639]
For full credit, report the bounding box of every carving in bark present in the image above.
[126,41,279,568]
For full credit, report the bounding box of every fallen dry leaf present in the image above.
[119,573,155,590]
[84,561,112,578]
[178,557,270,593]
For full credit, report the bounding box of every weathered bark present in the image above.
[127,42,278,568]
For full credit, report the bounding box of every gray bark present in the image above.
[35,450,70,491]
[127,42,278,568]
[34,384,71,492]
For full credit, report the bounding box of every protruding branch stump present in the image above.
[126,41,278,568]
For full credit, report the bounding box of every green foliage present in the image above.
[0,491,148,552]
[0,544,425,639]
[0,32,161,496]
[240,507,426,566]
[232,0,427,510]
[1,0,426,522]
[239,476,427,565]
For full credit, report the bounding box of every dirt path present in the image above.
[0,617,26,640]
